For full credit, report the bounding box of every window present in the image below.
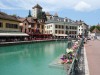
[55,25,57,28]
[59,30,60,34]
[37,24,40,28]
[59,25,60,28]
[66,26,68,29]
[70,26,71,29]
[69,31,71,34]
[31,24,34,27]
[42,25,44,29]
[75,31,77,34]
[14,24,18,29]
[0,22,3,27]
[75,27,77,29]
[81,29,83,31]
[55,30,57,34]
[62,25,64,29]
[6,23,18,29]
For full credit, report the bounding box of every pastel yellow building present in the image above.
[0,12,20,32]
[0,11,29,42]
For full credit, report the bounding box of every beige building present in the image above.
[0,11,28,42]
[45,20,78,38]
[76,20,89,37]
[0,12,20,32]
[18,17,44,34]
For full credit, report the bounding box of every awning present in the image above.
[0,33,29,36]
[55,34,68,36]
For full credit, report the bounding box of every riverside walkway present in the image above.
[84,40,100,75]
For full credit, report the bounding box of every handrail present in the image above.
[67,39,84,75]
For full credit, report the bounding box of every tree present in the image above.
[90,26,95,32]
[37,11,47,22]
[37,12,42,19]
[41,12,47,22]
[28,10,32,17]
[96,25,100,31]
[90,25,100,32]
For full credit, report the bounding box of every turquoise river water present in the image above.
[0,41,67,75]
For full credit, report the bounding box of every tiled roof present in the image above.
[18,18,26,22]
[26,17,35,23]
[45,20,78,26]
[92,27,100,33]
[0,11,20,22]
[32,4,42,9]
[76,20,83,25]
[75,20,88,26]
[18,17,37,23]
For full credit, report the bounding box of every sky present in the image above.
[0,0,100,25]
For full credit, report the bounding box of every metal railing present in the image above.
[67,38,84,75]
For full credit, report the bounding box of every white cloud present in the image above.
[74,1,91,12]
[0,1,13,9]
[0,0,100,12]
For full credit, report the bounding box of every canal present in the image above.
[0,41,67,75]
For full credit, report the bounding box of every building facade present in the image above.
[32,4,42,18]
[89,27,100,40]
[0,11,28,42]
[18,17,44,34]
[0,12,20,32]
[76,20,89,37]
[45,20,78,38]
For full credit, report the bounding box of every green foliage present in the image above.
[37,12,42,19]
[90,26,95,32]
[90,25,100,32]
[28,10,32,17]
[42,12,47,21]
[12,14,17,17]
[37,12,47,22]
[96,25,100,31]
